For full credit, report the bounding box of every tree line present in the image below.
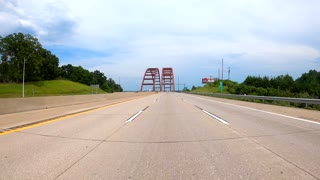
[199,70,320,99]
[60,64,122,92]
[236,70,320,98]
[0,33,122,92]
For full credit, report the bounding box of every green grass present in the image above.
[0,80,106,98]
[192,84,231,93]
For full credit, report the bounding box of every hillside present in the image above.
[192,80,237,94]
[0,80,105,98]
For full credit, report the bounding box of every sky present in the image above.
[1,0,320,91]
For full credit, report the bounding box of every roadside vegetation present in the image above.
[0,80,106,98]
[192,70,320,99]
[191,70,320,110]
[0,32,122,96]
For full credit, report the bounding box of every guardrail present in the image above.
[187,92,320,106]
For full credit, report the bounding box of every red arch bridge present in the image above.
[140,67,175,92]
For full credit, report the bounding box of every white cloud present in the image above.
[0,0,77,43]
[1,0,320,90]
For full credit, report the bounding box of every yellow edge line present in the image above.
[0,96,148,136]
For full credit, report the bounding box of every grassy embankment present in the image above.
[192,80,234,93]
[0,80,105,98]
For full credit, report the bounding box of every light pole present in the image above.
[22,53,33,98]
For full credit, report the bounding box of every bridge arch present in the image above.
[161,67,175,92]
[140,68,161,91]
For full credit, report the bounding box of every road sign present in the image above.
[202,77,217,84]
[220,81,223,92]
[202,78,208,83]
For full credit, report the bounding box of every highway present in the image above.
[1,92,320,179]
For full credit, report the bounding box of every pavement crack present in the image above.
[103,137,246,144]
[248,137,320,180]
[53,121,131,179]
[17,131,103,142]
[247,128,320,139]
[228,127,320,180]
[53,140,105,180]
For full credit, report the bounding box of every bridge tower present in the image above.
[140,68,161,91]
[161,67,175,92]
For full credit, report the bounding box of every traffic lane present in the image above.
[252,131,320,178]
[108,92,240,143]
[0,93,157,130]
[179,93,320,178]
[18,93,160,140]
[55,142,148,180]
[0,94,160,179]
[57,140,315,180]
[178,93,320,122]
[57,93,316,179]
[134,139,316,180]
[179,93,320,136]
[0,132,100,180]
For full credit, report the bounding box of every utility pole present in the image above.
[23,57,26,98]
[22,52,33,98]
[137,81,139,92]
[228,67,230,80]
[218,68,220,80]
[221,58,224,80]
[178,76,180,92]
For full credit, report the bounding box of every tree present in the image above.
[0,33,60,82]
[102,78,123,92]
[91,70,107,86]
[60,64,73,79]
[270,74,295,91]
[295,70,320,97]
[0,33,123,93]
[60,64,123,92]
[60,64,91,85]
[182,87,190,92]
[243,76,270,88]
[39,49,60,80]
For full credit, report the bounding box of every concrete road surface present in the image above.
[1,93,320,179]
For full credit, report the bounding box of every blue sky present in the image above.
[1,0,320,91]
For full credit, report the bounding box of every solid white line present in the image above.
[252,108,320,125]
[126,111,143,123]
[202,110,230,125]
[196,96,320,125]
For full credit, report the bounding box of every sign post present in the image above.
[220,81,223,93]
[90,84,100,94]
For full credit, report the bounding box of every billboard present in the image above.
[202,77,217,84]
